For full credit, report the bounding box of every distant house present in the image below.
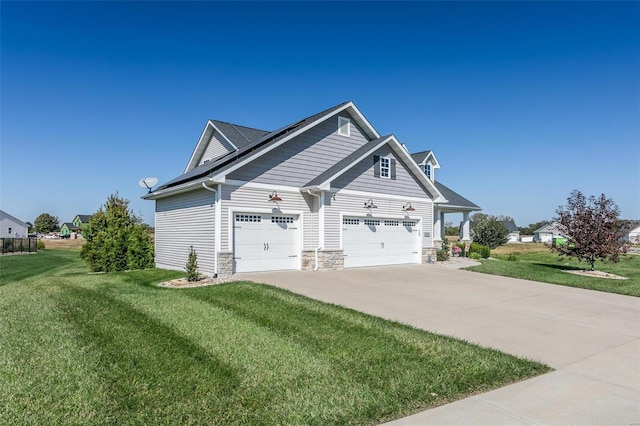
[0,210,28,238]
[59,222,80,238]
[501,220,520,243]
[72,214,91,229]
[533,222,567,243]
[626,225,640,244]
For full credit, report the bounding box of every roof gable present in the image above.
[148,102,381,197]
[411,150,440,169]
[302,135,445,201]
[0,210,28,227]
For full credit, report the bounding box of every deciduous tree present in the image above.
[552,190,629,271]
[471,217,509,249]
[34,213,59,234]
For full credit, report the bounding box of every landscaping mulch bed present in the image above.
[562,270,628,280]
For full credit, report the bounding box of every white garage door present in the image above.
[342,217,419,268]
[233,213,300,273]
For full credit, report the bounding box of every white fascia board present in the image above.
[387,137,447,203]
[184,121,213,173]
[345,102,380,140]
[425,151,441,169]
[335,188,431,202]
[184,121,239,173]
[142,176,219,200]
[435,204,482,211]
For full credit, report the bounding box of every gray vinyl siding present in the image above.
[200,131,235,165]
[323,192,433,250]
[227,114,370,186]
[155,188,216,274]
[332,146,430,198]
[220,184,316,251]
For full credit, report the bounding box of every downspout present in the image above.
[202,182,218,276]
[306,190,322,271]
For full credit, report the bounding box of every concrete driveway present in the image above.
[236,262,640,425]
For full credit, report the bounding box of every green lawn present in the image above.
[1,250,550,425]
[466,250,640,297]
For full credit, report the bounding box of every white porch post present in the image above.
[460,211,471,241]
[433,208,443,241]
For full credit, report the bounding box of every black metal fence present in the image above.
[1,238,38,255]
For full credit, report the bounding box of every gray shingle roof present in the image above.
[434,181,481,210]
[411,150,432,164]
[209,120,269,149]
[75,214,91,223]
[157,101,352,190]
[501,220,519,232]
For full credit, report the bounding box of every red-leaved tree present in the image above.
[552,190,629,271]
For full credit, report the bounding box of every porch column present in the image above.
[433,208,443,241]
[460,211,471,241]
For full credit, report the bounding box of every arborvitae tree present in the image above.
[552,190,629,271]
[81,193,154,272]
[185,246,199,282]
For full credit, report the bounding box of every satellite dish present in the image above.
[138,177,158,193]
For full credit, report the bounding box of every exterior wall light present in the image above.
[403,202,415,212]
[269,191,282,202]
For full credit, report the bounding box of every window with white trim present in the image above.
[338,116,350,137]
[423,163,431,179]
[380,157,390,178]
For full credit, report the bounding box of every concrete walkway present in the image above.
[236,262,640,425]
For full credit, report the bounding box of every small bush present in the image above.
[506,254,517,261]
[185,246,199,282]
[470,252,482,260]
[37,240,45,250]
[437,240,450,261]
[469,242,490,259]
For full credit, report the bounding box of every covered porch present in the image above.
[431,181,481,247]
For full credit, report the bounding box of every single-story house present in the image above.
[533,222,567,243]
[143,101,481,276]
[0,210,28,238]
[626,224,640,244]
[501,220,520,243]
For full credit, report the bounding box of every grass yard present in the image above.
[1,250,550,425]
[466,246,640,297]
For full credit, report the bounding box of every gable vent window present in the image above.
[424,163,431,178]
[338,116,351,137]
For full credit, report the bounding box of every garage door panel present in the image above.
[343,216,419,268]
[234,213,300,273]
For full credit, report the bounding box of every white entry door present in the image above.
[233,213,300,273]
[342,216,419,268]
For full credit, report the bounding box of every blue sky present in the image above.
[2,1,639,228]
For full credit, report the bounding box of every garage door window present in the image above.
[272,216,294,224]
[236,214,261,222]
